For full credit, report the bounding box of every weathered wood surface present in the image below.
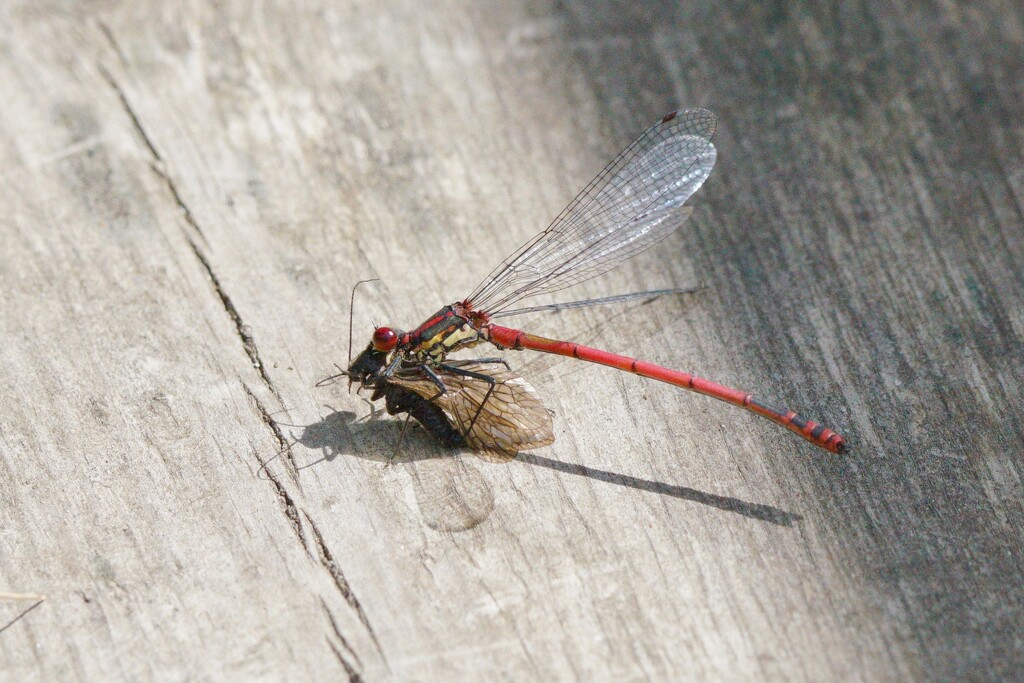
[1,1,1022,680]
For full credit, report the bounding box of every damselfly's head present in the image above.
[344,326,403,386]
[370,326,399,352]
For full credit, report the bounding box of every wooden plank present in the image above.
[1,1,1021,680]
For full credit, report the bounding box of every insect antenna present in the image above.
[348,279,380,366]
[315,363,349,388]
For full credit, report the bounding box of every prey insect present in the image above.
[334,109,846,456]
[344,344,553,458]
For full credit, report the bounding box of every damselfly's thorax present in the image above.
[377,303,489,362]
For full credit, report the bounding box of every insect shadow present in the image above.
[272,406,803,527]
[284,406,443,468]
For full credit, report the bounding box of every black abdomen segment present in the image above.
[745,397,846,453]
[375,383,465,447]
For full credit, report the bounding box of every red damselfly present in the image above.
[337,109,846,456]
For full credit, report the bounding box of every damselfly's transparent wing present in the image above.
[389,361,554,459]
[467,109,716,313]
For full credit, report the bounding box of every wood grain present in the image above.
[1,1,1022,680]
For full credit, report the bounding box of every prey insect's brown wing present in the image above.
[389,362,555,459]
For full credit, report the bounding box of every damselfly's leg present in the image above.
[387,413,415,467]
[420,364,448,401]
[437,363,499,437]
[379,354,405,379]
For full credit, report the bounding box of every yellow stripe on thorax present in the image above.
[416,322,482,361]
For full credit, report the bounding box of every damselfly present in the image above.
[335,110,846,457]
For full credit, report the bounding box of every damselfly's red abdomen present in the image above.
[486,325,846,453]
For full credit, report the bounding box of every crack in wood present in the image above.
[242,383,300,484]
[100,72,270,399]
[241,385,308,553]
[183,238,283,406]
[326,638,364,683]
[97,59,207,243]
[154,165,209,243]
[303,510,387,666]
[320,598,364,669]
[96,20,129,68]
[98,29,334,632]
[97,64,161,162]
[101,55,302,411]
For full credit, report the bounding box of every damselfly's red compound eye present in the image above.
[372,327,398,351]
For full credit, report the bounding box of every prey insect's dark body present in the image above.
[376,382,467,448]
[347,344,467,448]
